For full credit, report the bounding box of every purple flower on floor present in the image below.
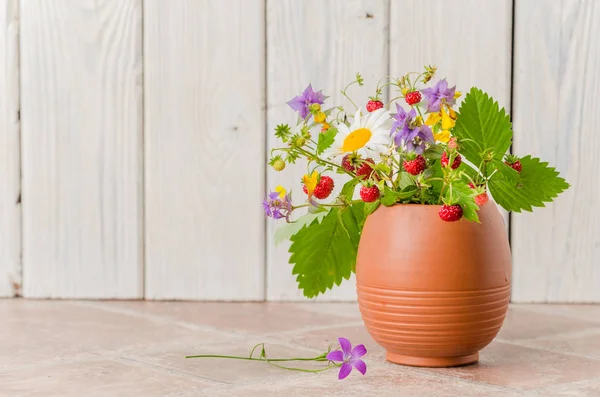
[390,104,434,154]
[287,84,326,119]
[326,337,367,380]
[262,188,292,220]
[421,79,456,113]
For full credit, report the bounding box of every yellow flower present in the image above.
[433,130,450,143]
[425,112,441,126]
[314,112,326,124]
[302,171,319,197]
[441,106,456,130]
[275,185,287,199]
[454,91,462,99]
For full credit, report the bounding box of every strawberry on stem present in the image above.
[366,100,384,113]
[441,152,462,169]
[302,175,335,200]
[439,204,463,222]
[403,155,427,175]
[504,154,522,172]
[405,91,422,106]
[359,185,380,203]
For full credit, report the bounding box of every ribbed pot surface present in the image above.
[356,202,511,367]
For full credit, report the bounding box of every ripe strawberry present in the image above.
[475,193,489,206]
[468,182,489,206]
[356,158,376,179]
[439,204,463,222]
[366,100,384,113]
[405,91,422,106]
[441,152,462,169]
[342,154,357,172]
[302,175,335,199]
[403,155,426,175]
[360,185,380,202]
[505,160,522,172]
[504,154,522,173]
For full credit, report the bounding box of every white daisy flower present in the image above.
[323,108,392,160]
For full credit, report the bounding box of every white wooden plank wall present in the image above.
[143,0,266,300]
[266,0,389,301]
[4,0,597,302]
[511,0,600,302]
[0,0,20,297]
[389,0,513,228]
[20,0,143,298]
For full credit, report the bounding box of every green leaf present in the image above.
[449,180,480,222]
[488,155,569,213]
[289,204,364,298]
[273,211,329,246]
[340,178,359,200]
[381,185,418,206]
[398,172,416,189]
[453,88,513,165]
[364,200,380,217]
[316,128,337,154]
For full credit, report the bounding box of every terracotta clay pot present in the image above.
[356,202,511,367]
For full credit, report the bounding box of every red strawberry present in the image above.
[341,154,356,172]
[405,91,422,106]
[475,193,489,206]
[360,185,380,202]
[366,100,384,113]
[403,155,426,175]
[468,182,489,206]
[505,160,522,173]
[441,152,462,169]
[439,204,463,222]
[356,158,376,179]
[302,176,335,199]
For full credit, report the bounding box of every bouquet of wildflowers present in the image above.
[263,66,568,298]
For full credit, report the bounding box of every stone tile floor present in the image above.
[1,300,600,396]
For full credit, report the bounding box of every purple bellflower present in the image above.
[287,84,325,119]
[326,337,367,380]
[390,104,434,154]
[421,79,456,113]
[262,190,292,220]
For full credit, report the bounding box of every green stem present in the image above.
[185,354,328,362]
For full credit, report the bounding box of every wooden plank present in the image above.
[266,0,389,301]
[389,0,513,228]
[0,0,20,297]
[511,0,600,302]
[144,0,266,300]
[20,0,143,298]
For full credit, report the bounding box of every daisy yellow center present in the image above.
[342,128,372,152]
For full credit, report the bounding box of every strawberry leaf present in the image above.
[449,180,480,223]
[288,204,365,298]
[273,211,328,246]
[453,88,513,165]
[488,155,569,213]
[316,127,337,154]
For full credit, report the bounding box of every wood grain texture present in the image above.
[389,0,513,227]
[266,0,389,301]
[20,0,143,298]
[0,0,20,297]
[144,0,265,300]
[511,0,600,302]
